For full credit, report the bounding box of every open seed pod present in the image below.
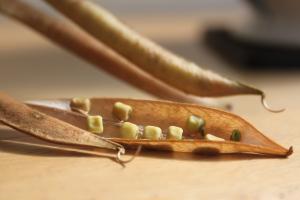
[28,98,292,157]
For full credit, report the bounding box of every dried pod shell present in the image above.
[28,98,292,157]
[0,93,123,154]
[44,0,284,112]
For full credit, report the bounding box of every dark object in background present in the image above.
[204,28,300,69]
[204,0,300,69]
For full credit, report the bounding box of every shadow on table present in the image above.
[0,128,285,163]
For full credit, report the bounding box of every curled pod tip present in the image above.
[261,93,285,113]
[116,145,142,163]
[237,82,285,113]
[286,146,294,157]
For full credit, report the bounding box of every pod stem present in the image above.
[237,82,285,113]
[116,145,142,163]
[261,93,285,113]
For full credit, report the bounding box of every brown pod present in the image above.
[0,0,230,110]
[44,0,283,112]
[0,93,124,155]
[28,98,292,157]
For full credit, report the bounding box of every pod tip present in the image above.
[116,145,142,163]
[286,146,293,157]
[261,94,285,113]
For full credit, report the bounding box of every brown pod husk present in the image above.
[43,0,284,112]
[44,0,251,97]
[0,0,230,110]
[28,98,292,157]
[0,93,123,154]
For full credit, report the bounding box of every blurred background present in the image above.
[0,0,299,120]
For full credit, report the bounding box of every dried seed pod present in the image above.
[28,98,292,157]
[87,115,103,134]
[113,102,132,121]
[44,0,284,112]
[120,122,139,139]
[144,126,162,140]
[0,0,232,110]
[167,126,183,140]
[0,93,123,154]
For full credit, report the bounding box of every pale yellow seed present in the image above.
[113,102,133,121]
[120,122,139,139]
[167,126,183,140]
[186,115,205,132]
[70,97,91,113]
[87,115,103,134]
[205,134,225,141]
[144,126,162,140]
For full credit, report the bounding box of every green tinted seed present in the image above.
[186,115,205,132]
[87,115,103,134]
[230,129,241,141]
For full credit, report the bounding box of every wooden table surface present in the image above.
[0,10,300,200]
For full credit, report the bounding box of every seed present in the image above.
[167,126,183,140]
[186,115,205,132]
[120,122,139,139]
[205,134,225,141]
[230,129,241,141]
[144,126,162,140]
[113,102,133,121]
[70,97,91,113]
[87,115,103,134]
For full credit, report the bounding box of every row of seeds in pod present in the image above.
[70,98,241,141]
